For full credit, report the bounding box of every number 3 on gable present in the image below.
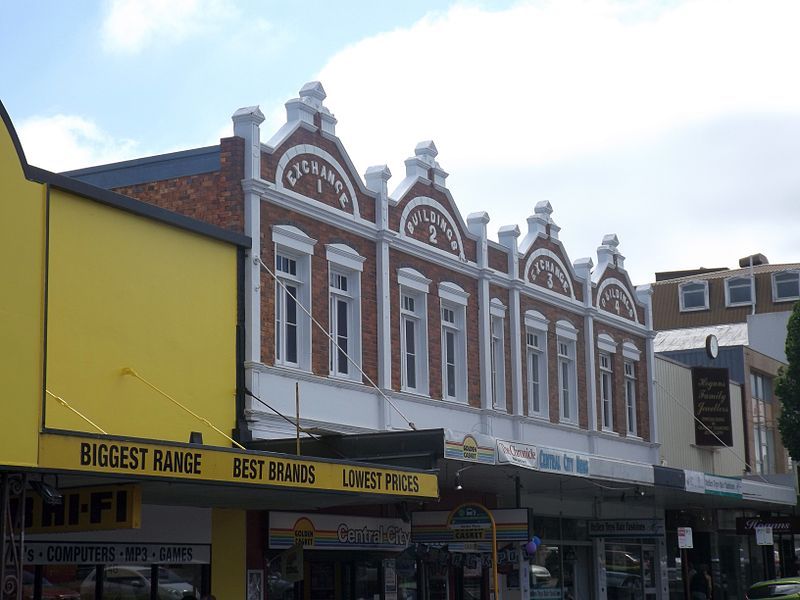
[547,273,554,289]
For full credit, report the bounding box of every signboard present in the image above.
[268,512,411,551]
[38,433,438,499]
[677,527,693,549]
[25,484,141,533]
[588,519,665,538]
[536,447,589,477]
[756,526,774,546]
[279,544,304,582]
[496,440,537,470]
[412,508,528,546]
[736,516,800,535]
[684,470,742,498]
[691,367,733,446]
[444,430,496,464]
[24,542,209,565]
[399,198,466,260]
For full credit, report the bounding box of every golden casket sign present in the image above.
[38,433,439,499]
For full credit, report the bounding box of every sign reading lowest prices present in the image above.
[38,434,438,499]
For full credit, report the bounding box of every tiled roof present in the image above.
[652,263,800,286]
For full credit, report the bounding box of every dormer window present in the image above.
[679,281,709,312]
[725,276,753,307]
[773,271,800,302]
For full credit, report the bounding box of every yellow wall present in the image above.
[45,189,239,445]
[0,113,46,466]
[211,508,247,600]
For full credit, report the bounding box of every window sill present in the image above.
[626,433,643,441]
[401,387,430,399]
[679,306,709,313]
[725,302,753,308]
[601,428,618,436]
[774,296,800,303]
[329,371,362,384]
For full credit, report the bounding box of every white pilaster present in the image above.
[499,225,523,421]
[232,106,265,366]
[575,257,597,444]
[467,212,491,413]
[637,283,657,445]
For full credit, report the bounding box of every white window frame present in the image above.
[490,299,507,410]
[679,280,709,312]
[398,268,431,396]
[773,270,800,303]
[273,225,316,371]
[622,342,641,437]
[439,282,469,403]
[556,320,578,425]
[326,244,365,382]
[724,275,754,307]
[597,334,617,432]
[525,311,549,418]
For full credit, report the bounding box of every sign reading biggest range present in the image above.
[38,434,439,499]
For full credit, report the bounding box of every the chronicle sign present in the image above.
[691,367,733,446]
[38,434,439,499]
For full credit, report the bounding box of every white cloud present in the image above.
[313,0,800,283]
[16,114,139,172]
[101,0,235,54]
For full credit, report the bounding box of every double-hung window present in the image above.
[556,320,579,424]
[398,268,431,395]
[600,353,613,431]
[439,282,469,402]
[725,276,754,307]
[273,225,316,371]
[326,244,365,381]
[773,271,800,302]
[622,342,641,437]
[624,361,637,436]
[751,372,775,474]
[490,299,507,410]
[597,333,617,432]
[525,310,549,418]
[679,280,709,311]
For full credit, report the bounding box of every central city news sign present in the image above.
[269,512,410,551]
[38,434,439,499]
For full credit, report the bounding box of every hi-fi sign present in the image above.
[25,484,141,533]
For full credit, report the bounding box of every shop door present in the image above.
[641,545,657,600]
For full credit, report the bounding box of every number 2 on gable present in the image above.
[428,225,437,244]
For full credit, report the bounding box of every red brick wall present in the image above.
[261,207,379,385]
[488,246,509,274]
[262,127,376,224]
[113,137,245,233]
[389,249,481,407]
[519,237,584,302]
[594,323,650,441]
[519,296,588,429]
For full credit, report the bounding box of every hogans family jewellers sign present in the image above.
[691,367,733,447]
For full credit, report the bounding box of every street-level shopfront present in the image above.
[15,432,439,600]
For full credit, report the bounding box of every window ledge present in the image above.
[679,306,709,313]
[774,296,800,303]
[626,433,643,441]
[600,428,619,436]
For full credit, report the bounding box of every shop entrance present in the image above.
[605,542,657,600]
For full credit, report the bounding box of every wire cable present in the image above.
[654,378,768,483]
[122,368,246,450]
[244,387,348,459]
[260,257,417,430]
[45,390,107,434]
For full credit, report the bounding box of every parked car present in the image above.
[747,577,800,599]
[22,570,81,600]
[80,566,197,600]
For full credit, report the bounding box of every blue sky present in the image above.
[2,0,800,285]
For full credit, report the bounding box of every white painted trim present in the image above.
[490,297,507,317]
[622,341,641,361]
[678,279,709,312]
[524,310,549,330]
[398,267,432,293]
[724,274,754,307]
[275,144,361,219]
[438,281,470,305]
[597,333,617,354]
[595,277,640,324]
[555,319,578,341]
[522,248,577,299]
[772,270,800,302]
[326,243,365,272]
[272,224,317,255]
[398,196,467,261]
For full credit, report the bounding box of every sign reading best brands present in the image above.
[38,434,439,499]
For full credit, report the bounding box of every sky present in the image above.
[2,0,799,286]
